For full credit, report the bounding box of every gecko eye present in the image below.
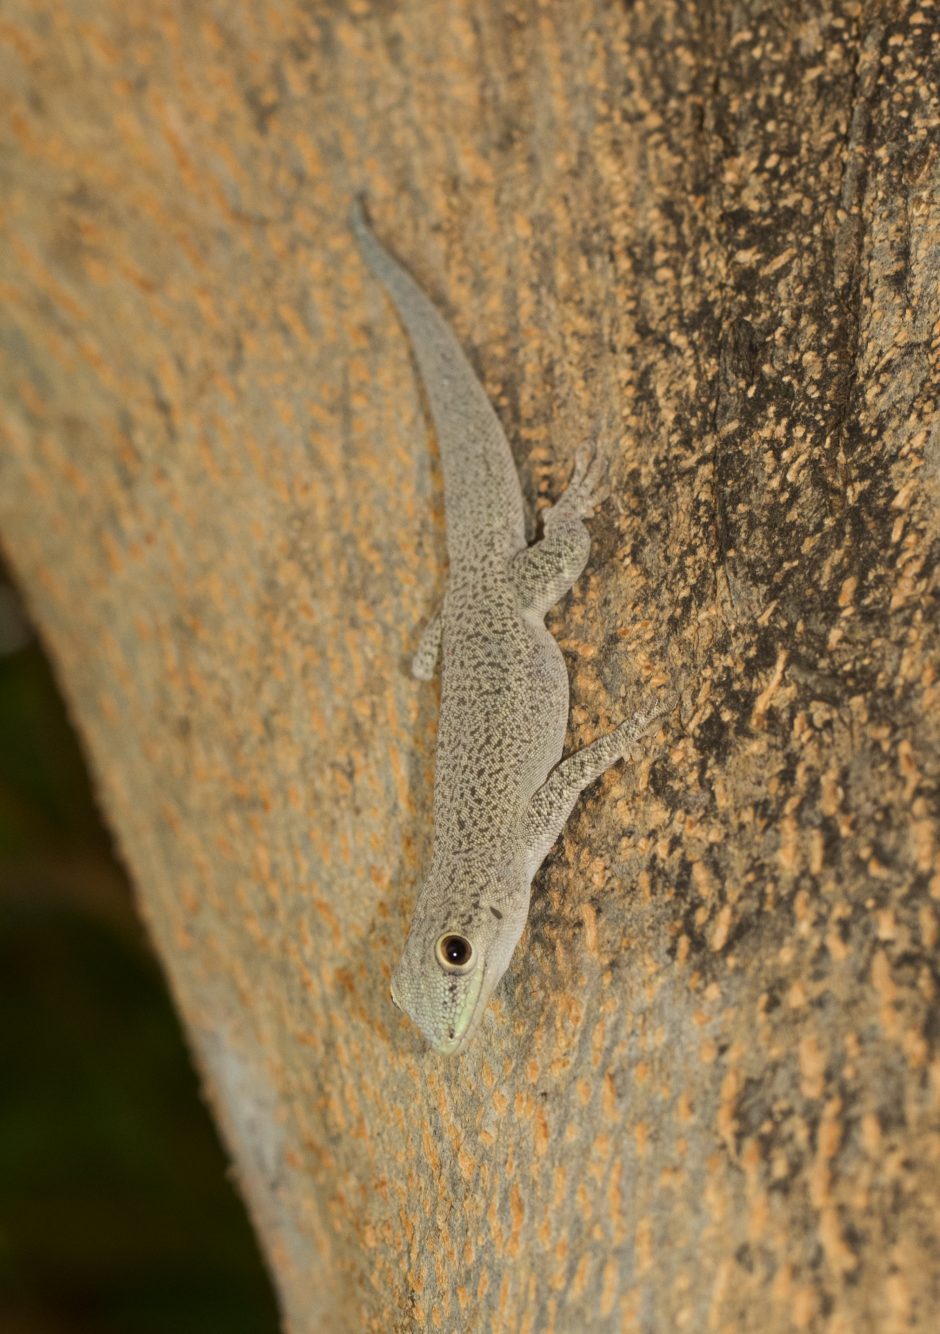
[435,933,475,974]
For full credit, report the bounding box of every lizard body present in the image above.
[352,203,662,1054]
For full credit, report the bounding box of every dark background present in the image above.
[0,564,279,1333]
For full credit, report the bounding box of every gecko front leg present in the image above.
[411,605,442,680]
[511,447,608,618]
[522,703,668,875]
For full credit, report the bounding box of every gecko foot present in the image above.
[549,444,609,523]
[610,694,674,758]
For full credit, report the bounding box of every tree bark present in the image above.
[2,2,939,1329]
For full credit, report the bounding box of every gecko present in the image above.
[352,202,665,1054]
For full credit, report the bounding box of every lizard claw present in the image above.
[569,444,592,491]
[613,694,675,757]
[564,444,609,516]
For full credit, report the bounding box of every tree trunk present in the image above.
[2,2,939,1329]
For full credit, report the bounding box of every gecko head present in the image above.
[389,868,530,1055]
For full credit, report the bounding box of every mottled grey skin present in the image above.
[352,203,663,1054]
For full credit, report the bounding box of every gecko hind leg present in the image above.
[411,605,442,679]
[510,446,609,619]
[522,700,667,874]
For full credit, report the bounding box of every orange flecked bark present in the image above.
[2,2,939,1330]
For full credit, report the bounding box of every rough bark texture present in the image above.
[2,1,939,1330]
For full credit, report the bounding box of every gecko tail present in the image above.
[349,197,526,552]
[349,194,370,238]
